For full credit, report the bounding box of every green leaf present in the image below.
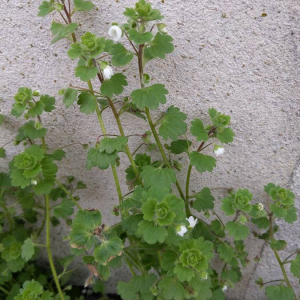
[284,207,297,224]
[94,237,123,265]
[77,92,96,114]
[110,43,134,66]
[0,114,4,125]
[86,147,119,170]
[217,128,235,143]
[137,220,168,244]
[100,73,128,98]
[265,285,294,300]
[70,209,102,249]
[74,0,95,11]
[40,95,55,112]
[0,148,6,158]
[251,217,270,229]
[21,238,35,262]
[211,288,225,300]
[141,165,176,191]
[217,242,234,263]
[27,101,45,117]
[127,29,153,44]
[190,119,209,142]
[75,65,98,82]
[22,121,47,139]
[53,199,74,219]
[169,140,192,154]
[290,254,300,283]
[99,136,128,154]
[158,277,186,300]
[270,204,287,218]
[63,88,77,108]
[220,198,235,216]
[193,187,215,211]
[131,84,168,110]
[50,22,78,44]
[270,240,287,251]
[189,152,216,173]
[148,33,174,59]
[225,221,249,240]
[221,266,242,283]
[49,149,66,161]
[38,1,55,17]
[159,106,187,141]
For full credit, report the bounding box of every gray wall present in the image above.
[0,0,299,299]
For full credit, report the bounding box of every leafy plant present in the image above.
[0,0,299,300]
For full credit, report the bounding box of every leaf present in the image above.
[86,147,119,170]
[265,285,294,300]
[49,149,66,161]
[53,199,74,219]
[0,114,4,125]
[63,88,77,108]
[21,238,35,262]
[290,254,300,283]
[100,73,128,98]
[148,33,174,59]
[94,237,123,265]
[40,95,55,112]
[70,209,102,249]
[211,288,225,300]
[225,221,249,240]
[110,43,134,66]
[50,22,78,44]
[127,29,153,44]
[159,106,187,141]
[270,204,287,219]
[217,242,234,263]
[158,277,186,300]
[193,187,215,212]
[137,220,168,244]
[38,1,55,17]
[189,152,216,173]
[217,128,235,143]
[169,140,192,154]
[0,148,6,158]
[74,0,95,11]
[221,266,242,283]
[99,136,128,154]
[75,65,98,82]
[251,217,270,229]
[161,250,178,271]
[141,165,176,191]
[131,84,168,110]
[190,119,209,142]
[284,207,297,224]
[22,121,47,139]
[77,92,96,114]
[27,101,45,117]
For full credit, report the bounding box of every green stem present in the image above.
[45,195,65,300]
[185,164,193,210]
[55,179,83,210]
[0,286,9,295]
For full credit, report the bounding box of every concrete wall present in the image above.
[0,0,299,299]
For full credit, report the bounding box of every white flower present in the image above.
[214,146,225,157]
[31,179,37,186]
[103,65,114,80]
[258,203,264,211]
[161,27,168,33]
[186,216,197,228]
[108,25,122,42]
[222,285,228,292]
[176,225,188,237]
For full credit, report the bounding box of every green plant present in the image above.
[0,0,299,300]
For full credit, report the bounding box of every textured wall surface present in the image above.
[0,0,299,299]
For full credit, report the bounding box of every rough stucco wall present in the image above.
[0,0,299,299]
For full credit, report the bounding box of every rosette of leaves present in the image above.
[11,87,33,117]
[137,194,186,244]
[221,189,253,216]
[14,280,53,300]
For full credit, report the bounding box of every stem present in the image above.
[0,286,9,295]
[283,251,299,263]
[55,179,83,210]
[45,195,65,300]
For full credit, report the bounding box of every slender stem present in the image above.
[262,279,285,285]
[55,179,83,210]
[283,251,299,263]
[45,195,65,300]
[185,165,192,201]
[0,286,9,295]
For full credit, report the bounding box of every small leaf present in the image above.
[22,121,47,140]
[49,150,66,161]
[100,73,128,98]
[75,65,98,82]
[0,148,6,158]
[131,84,168,110]
[265,285,294,300]
[217,242,234,263]
[193,187,215,212]
[137,220,168,244]
[94,237,123,265]
[169,140,192,154]
[74,0,95,11]
[53,199,75,219]
[159,106,187,141]
[40,95,55,112]
[50,22,78,44]
[99,136,128,154]
[270,240,287,251]
[110,43,134,66]
[63,88,77,108]
[148,33,174,59]
[189,151,216,173]
[251,217,270,229]
[77,92,96,115]
[190,119,209,142]
[290,254,300,283]
[38,1,55,17]
[127,29,153,44]
[21,238,35,262]
[225,221,249,240]
[86,147,119,170]
[217,128,235,143]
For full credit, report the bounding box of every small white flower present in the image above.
[31,179,37,186]
[176,225,188,237]
[222,285,228,292]
[214,146,225,157]
[186,216,198,228]
[103,65,114,80]
[108,25,122,42]
[258,203,264,211]
[161,27,168,33]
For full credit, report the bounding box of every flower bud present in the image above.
[108,25,122,42]
[33,90,40,96]
[157,23,167,33]
[103,65,114,80]
[214,145,225,157]
[31,179,38,186]
[239,214,248,224]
